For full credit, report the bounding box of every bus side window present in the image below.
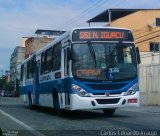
[36,60,40,75]
[41,53,45,75]
[20,64,24,81]
[53,43,62,71]
[27,59,34,79]
[27,61,29,79]
[44,47,52,74]
[31,59,34,77]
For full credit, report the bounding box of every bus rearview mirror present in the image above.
[136,47,141,64]
[67,47,71,61]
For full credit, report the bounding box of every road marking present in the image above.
[0,109,46,136]
[119,109,160,115]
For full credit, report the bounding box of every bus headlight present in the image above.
[125,84,137,96]
[72,84,91,97]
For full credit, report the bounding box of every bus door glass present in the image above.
[34,60,40,105]
[23,66,27,86]
[63,46,70,105]
[64,47,69,76]
[36,60,40,76]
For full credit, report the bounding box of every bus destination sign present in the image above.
[72,29,133,42]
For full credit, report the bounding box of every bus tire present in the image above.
[103,109,116,116]
[53,91,64,116]
[28,92,32,109]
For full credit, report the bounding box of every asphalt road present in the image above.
[0,97,160,136]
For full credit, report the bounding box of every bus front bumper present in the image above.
[70,92,139,110]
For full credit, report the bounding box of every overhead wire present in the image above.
[135,28,160,57]
[56,0,160,57]
[132,26,148,32]
[56,0,128,30]
[135,28,160,40]
[60,0,108,29]
[119,9,160,57]
[133,26,157,37]
[133,26,149,37]
[75,0,130,25]
[136,33,160,44]
[132,22,159,56]
[55,0,107,30]
[72,0,129,28]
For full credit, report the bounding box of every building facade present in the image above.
[88,9,160,64]
[5,71,10,84]
[22,37,28,47]
[25,37,53,59]
[111,10,160,53]
[10,31,56,92]
[87,9,160,105]
[10,46,26,91]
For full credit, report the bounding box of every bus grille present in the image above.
[96,98,120,104]
[86,83,127,90]
[93,92,122,95]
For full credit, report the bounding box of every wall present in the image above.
[111,10,160,106]
[25,37,53,58]
[139,64,160,106]
[140,52,160,64]
[10,46,26,91]
[22,37,28,47]
[111,10,160,52]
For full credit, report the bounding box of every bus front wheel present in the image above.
[102,109,116,116]
[53,92,64,116]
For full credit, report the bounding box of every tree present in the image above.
[0,76,5,89]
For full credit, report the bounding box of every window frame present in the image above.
[41,52,45,75]
[44,47,52,74]
[150,42,159,52]
[27,59,34,79]
[52,42,62,71]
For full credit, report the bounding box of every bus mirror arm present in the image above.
[67,47,72,61]
[136,47,141,64]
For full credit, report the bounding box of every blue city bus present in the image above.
[20,27,141,115]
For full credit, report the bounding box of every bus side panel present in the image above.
[38,78,64,107]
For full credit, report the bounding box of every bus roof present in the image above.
[20,26,133,65]
[71,26,131,31]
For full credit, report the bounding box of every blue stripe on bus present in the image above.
[70,77,139,94]
[20,77,139,95]
[20,85,33,94]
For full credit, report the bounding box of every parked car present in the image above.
[0,90,5,97]
[0,90,12,97]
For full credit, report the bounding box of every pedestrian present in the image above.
[0,128,2,136]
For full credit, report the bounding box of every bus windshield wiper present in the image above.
[87,41,97,68]
[105,44,111,67]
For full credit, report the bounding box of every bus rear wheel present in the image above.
[102,109,116,116]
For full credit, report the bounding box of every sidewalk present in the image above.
[120,105,160,114]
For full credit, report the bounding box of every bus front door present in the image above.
[33,59,40,105]
[63,47,70,106]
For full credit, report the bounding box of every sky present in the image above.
[0,0,159,71]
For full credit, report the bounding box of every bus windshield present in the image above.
[72,42,137,81]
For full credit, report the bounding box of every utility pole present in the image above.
[108,9,111,27]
